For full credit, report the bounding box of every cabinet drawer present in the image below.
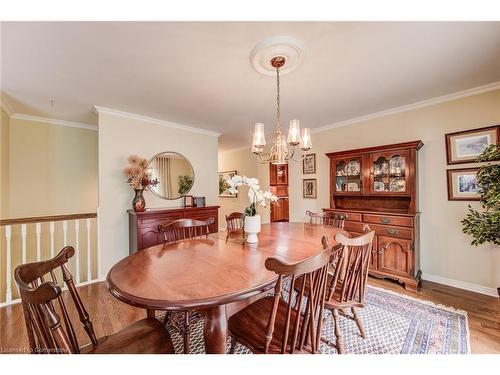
[366,223,413,240]
[363,214,413,227]
[344,221,370,234]
[139,212,183,227]
[184,209,218,221]
[328,211,362,222]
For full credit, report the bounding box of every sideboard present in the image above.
[128,206,220,254]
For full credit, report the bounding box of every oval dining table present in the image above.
[106,222,343,354]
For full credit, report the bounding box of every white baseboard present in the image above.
[422,273,498,298]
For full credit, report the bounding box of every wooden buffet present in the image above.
[324,140,423,291]
[128,206,219,254]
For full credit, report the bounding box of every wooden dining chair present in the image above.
[306,210,347,227]
[227,240,332,354]
[14,246,174,354]
[322,231,375,354]
[158,217,215,244]
[157,217,215,354]
[225,212,245,242]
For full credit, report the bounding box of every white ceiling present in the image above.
[1,22,499,150]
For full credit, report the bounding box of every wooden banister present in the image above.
[0,212,97,226]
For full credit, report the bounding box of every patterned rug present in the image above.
[163,286,470,354]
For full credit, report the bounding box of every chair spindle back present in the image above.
[225,212,245,242]
[14,246,97,354]
[306,210,347,227]
[327,231,375,305]
[264,240,332,354]
[158,217,215,244]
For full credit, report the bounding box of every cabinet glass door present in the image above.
[371,151,409,194]
[335,158,362,193]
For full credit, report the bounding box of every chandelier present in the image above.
[251,56,312,164]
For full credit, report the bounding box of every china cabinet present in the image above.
[270,163,289,222]
[324,141,423,291]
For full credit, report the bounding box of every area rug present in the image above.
[164,286,470,354]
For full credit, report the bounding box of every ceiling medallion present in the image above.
[250,37,311,164]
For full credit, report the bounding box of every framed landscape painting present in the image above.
[303,179,317,199]
[218,170,237,197]
[445,125,499,165]
[447,168,481,201]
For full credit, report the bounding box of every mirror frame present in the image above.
[147,151,195,200]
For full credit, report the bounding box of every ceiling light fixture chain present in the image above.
[251,55,312,164]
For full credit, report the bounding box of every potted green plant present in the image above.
[461,144,500,246]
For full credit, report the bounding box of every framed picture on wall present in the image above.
[303,179,317,199]
[303,153,316,174]
[445,125,499,165]
[183,195,194,207]
[447,168,481,201]
[218,170,237,197]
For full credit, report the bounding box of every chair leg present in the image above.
[183,311,190,354]
[229,337,237,354]
[225,232,229,243]
[332,309,344,354]
[351,307,366,339]
[163,311,171,326]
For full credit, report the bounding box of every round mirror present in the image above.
[148,152,194,200]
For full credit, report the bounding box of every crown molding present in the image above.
[10,113,97,131]
[94,105,221,137]
[312,81,500,134]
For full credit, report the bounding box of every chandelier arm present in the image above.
[288,146,308,162]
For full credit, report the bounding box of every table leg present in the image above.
[147,309,156,318]
[203,305,227,354]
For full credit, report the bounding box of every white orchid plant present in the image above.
[226,175,278,216]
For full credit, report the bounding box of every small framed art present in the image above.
[183,195,194,207]
[193,196,206,207]
[218,170,237,197]
[303,153,316,174]
[303,179,317,199]
[445,125,499,165]
[447,168,481,201]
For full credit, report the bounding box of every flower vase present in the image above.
[132,188,146,212]
[244,214,261,243]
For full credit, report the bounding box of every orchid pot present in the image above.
[225,175,278,244]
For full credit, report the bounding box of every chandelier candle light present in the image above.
[226,175,278,243]
[251,56,312,164]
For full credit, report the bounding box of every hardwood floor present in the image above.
[1,278,498,354]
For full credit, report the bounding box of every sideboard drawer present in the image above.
[363,214,413,227]
[344,221,370,234]
[366,223,413,240]
[140,212,183,227]
[328,210,362,222]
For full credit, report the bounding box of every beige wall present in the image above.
[218,148,270,228]
[98,111,219,275]
[1,107,10,219]
[0,111,99,302]
[286,89,500,292]
[4,117,98,218]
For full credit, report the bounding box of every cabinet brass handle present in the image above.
[380,217,390,224]
[387,228,398,235]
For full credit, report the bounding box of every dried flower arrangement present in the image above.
[123,154,159,190]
